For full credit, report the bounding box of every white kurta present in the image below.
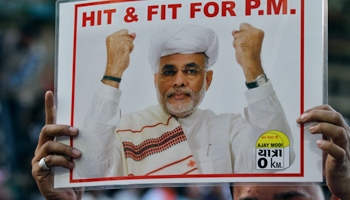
[74,80,293,178]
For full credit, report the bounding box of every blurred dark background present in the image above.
[0,0,349,199]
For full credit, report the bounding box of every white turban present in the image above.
[148,24,219,73]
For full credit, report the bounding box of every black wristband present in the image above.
[245,74,267,89]
[102,76,122,83]
[245,81,259,89]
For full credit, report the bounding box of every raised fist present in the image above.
[103,29,136,88]
[232,23,265,82]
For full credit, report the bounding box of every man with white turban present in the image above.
[148,24,219,73]
[72,23,292,178]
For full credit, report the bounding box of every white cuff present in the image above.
[96,81,122,103]
[244,79,275,105]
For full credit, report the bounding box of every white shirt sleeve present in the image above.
[231,80,294,173]
[75,82,124,178]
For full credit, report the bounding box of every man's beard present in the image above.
[157,83,206,118]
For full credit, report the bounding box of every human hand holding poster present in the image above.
[53,0,326,188]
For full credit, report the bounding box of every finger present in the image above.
[31,162,51,181]
[303,104,335,114]
[322,149,327,176]
[310,122,348,149]
[297,105,335,123]
[115,39,134,53]
[232,30,242,39]
[37,124,79,152]
[32,155,75,173]
[115,29,129,36]
[129,32,136,40]
[35,140,82,161]
[297,109,346,127]
[122,34,135,43]
[233,39,238,49]
[129,42,134,53]
[43,155,76,169]
[317,139,346,161]
[232,30,239,36]
[233,37,245,50]
[239,23,251,31]
[45,91,56,125]
[106,35,134,52]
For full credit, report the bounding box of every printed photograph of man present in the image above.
[75,23,294,178]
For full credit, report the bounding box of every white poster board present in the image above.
[55,0,326,188]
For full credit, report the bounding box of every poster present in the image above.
[55,0,326,188]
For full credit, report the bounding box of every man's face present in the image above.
[233,185,325,200]
[154,53,213,118]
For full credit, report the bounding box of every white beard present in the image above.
[157,81,206,118]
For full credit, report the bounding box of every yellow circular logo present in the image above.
[256,130,290,148]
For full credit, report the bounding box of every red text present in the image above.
[147,4,182,21]
[190,1,236,18]
[82,9,116,27]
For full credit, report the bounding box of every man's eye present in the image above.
[162,70,177,76]
[184,69,198,74]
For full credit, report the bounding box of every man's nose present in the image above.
[173,70,187,87]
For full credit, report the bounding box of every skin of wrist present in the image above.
[243,66,264,82]
[240,58,264,82]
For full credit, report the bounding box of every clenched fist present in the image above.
[232,23,265,82]
[103,29,136,88]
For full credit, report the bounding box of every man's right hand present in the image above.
[103,29,136,88]
[31,91,83,200]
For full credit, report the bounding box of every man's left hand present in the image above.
[232,23,265,82]
[297,105,350,199]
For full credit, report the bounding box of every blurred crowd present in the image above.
[0,18,54,200]
[0,0,55,198]
[0,0,350,200]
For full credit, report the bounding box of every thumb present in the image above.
[130,32,136,40]
[232,30,239,36]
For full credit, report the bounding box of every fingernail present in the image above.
[296,115,301,122]
[316,140,324,146]
[72,149,81,156]
[69,127,78,133]
[301,113,308,121]
[69,161,75,168]
[309,125,315,132]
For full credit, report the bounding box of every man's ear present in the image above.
[206,70,213,91]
